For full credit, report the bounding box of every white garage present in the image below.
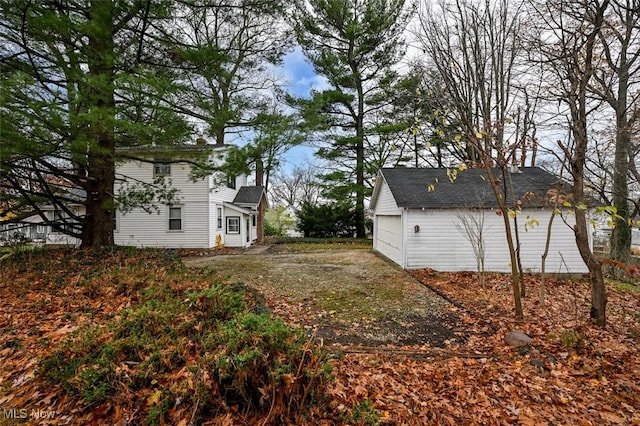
[370,167,589,273]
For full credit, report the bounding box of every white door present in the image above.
[375,215,403,265]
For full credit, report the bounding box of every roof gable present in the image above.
[379,167,566,209]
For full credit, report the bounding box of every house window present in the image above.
[226,174,236,189]
[252,215,256,227]
[154,161,171,176]
[217,207,223,229]
[113,210,118,232]
[226,216,240,234]
[169,207,182,231]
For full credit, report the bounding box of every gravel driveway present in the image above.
[183,247,460,347]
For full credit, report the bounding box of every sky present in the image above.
[272,47,328,174]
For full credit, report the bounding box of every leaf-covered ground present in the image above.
[324,269,640,425]
[0,246,638,425]
[188,246,640,425]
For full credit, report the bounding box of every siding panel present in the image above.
[114,160,211,248]
[374,181,401,215]
[404,209,587,273]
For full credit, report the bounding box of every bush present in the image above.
[37,249,331,424]
[296,202,357,238]
[209,312,331,418]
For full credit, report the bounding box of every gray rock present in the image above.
[545,354,558,365]
[504,330,533,347]
[530,358,546,371]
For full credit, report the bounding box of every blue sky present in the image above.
[279,46,327,99]
[274,47,328,173]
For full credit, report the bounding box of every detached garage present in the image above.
[370,167,589,273]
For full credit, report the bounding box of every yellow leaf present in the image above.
[458,164,467,171]
[508,209,516,218]
[435,177,439,183]
[475,132,483,139]
[454,135,462,142]
[147,390,163,406]
[428,184,435,192]
[562,201,572,207]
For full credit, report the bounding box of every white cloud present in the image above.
[279,46,329,98]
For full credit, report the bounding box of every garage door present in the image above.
[375,215,402,266]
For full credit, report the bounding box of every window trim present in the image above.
[153,161,171,177]
[217,207,223,230]
[226,174,236,189]
[168,206,183,231]
[226,216,240,234]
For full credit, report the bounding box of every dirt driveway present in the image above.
[183,247,461,347]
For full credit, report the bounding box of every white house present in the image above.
[0,188,85,246]
[0,143,265,249]
[370,167,590,273]
[114,143,265,249]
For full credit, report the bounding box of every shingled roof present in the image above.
[233,186,265,206]
[378,167,566,209]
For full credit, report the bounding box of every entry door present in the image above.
[246,218,250,243]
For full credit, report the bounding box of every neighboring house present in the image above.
[370,167,590,273]
[0,189,84,246]
[114,143,265,249]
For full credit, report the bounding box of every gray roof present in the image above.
[233,186,265,206]
[379,167,567,209]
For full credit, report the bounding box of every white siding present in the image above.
[372,181,401,214]
[404,208,588,273]
[114,160,211,248]
[372,180,404,264]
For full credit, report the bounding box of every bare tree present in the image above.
[455,208,487,288]
[269,166,321,210]
[588,0,640,265]
[415,0,533,319]
[530,0,610,326]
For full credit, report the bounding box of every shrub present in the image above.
[36,249,331,424]
[296,202,357,238]
[209,312,331,420]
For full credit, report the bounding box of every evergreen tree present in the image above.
[0,0,190,247]
[291,0,411,238]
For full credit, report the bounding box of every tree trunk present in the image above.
[566,106,607,326]
[81,0,115,248]
[255,157,265,243]
[484,163,523,320]
[562,0,609,327]
[354,69,366,239]
[540,206,557,306]
[610,59,631,266]
[513,213,526,298]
